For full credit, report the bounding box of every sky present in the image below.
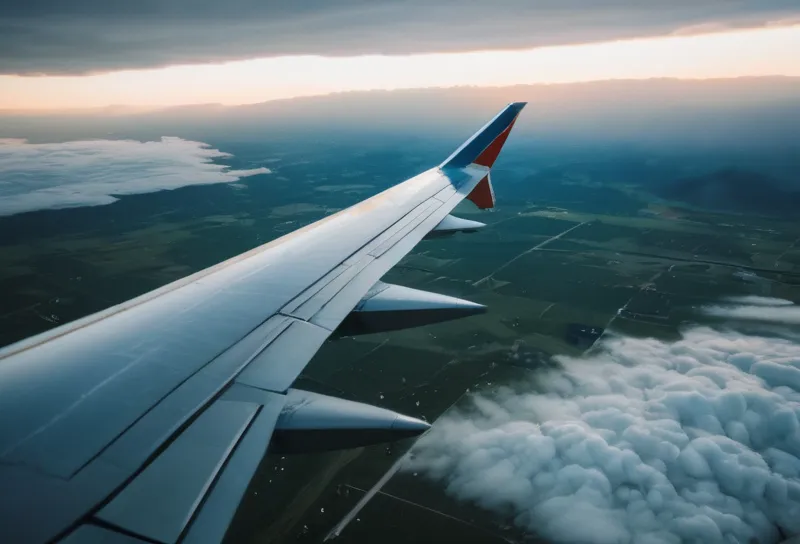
[1,1,799,111]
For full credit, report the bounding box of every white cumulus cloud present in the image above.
[724,296,796,307]
[0,137,271,216]
[407,318,800,543]
[704,297,800,326]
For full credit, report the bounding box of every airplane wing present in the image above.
[0,102,526,544]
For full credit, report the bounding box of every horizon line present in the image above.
[1,74,798,117]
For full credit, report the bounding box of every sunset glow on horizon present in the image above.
[2,24,799,112]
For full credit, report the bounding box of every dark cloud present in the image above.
[1,0,799,75]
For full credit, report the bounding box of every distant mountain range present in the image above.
[656,168,800,215]
[4,76,800,140]
[2,77,799,209]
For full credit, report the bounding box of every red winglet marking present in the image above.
[473,117,518,168]
[467,175,495,209]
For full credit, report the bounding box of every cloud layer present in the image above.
[0,137,269,216]
[407,316,800,543]
[724,296,796,307]
[704,297,800,326]
[2,1,799,74]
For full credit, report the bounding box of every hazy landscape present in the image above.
[1,78,799,543]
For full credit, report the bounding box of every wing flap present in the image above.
[58,387,286,544]
[96,401,259,544]
[181,389,284,544]
[61,525,148,544]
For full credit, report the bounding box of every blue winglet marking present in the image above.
[439,102,526,169]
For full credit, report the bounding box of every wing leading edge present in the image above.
[0,103,526,544]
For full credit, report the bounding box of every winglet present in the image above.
[440,102,526,170]
[467,173,496,209]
